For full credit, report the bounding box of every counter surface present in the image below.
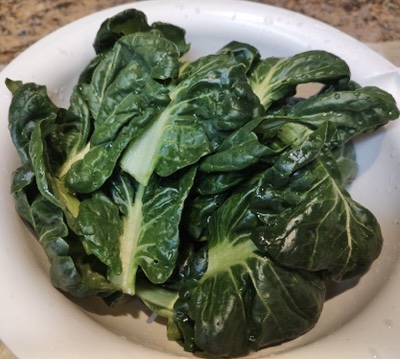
[1,0,400,63]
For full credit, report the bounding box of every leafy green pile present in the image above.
[7,9,399,358]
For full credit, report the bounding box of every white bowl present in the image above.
[1,1,400,358]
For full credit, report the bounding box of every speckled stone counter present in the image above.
[1,0,400,64]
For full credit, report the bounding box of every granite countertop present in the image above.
[1,0,400,65]
[0,0,400,358]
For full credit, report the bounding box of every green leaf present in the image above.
[199,118,275,173]
[181,193,228,240]
[93,9,151,54]
[7,80,58,164]
[50,256,119,298]
[173,189,326,357]
[217,41,260,72]
[151,22,190,55]
[251,151,383,280]
[31,195,69,259]
[249,50,350,110]
[65,31,180,193]
[29,120,80,217]
[29,121,60,208]
[258,121,337,186]
[332,141,358,186]
[194,171,251,195]
[109,167,197,294]
[273,86,400,146]
[53,85,92,176]
[6,80,81,218]
[77,192,123,274]
[90,60,170,145]
[14,192,34,227]
[120,51,258,185]
[93,9,189,56]
[11,163,35,194]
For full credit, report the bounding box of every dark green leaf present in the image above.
[199,118,275,173]
[77,192,122,274]
[65,31,179,193]
[181,193,228,240]
[93,9,151,54]
[93,9,189,56]
[7,80,59,164]
[332,141,358,186]
[109,167,197,294]
[275,86,400,146]
[174,189,325,357]
[31,195,69,259]
[249,51,350,110]
[217,41,260,71]
[251,151,383,280]
[11,164,35,194]
[120,51,258,185]
[50,256,118,298]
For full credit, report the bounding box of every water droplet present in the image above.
[334,93,341,100]
[383,318,393,329]
[369,348,380,359]
[249,335,256,342]
[263,17,273,25]
[56,48,69,56]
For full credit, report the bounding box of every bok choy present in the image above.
[6,9,399,358]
